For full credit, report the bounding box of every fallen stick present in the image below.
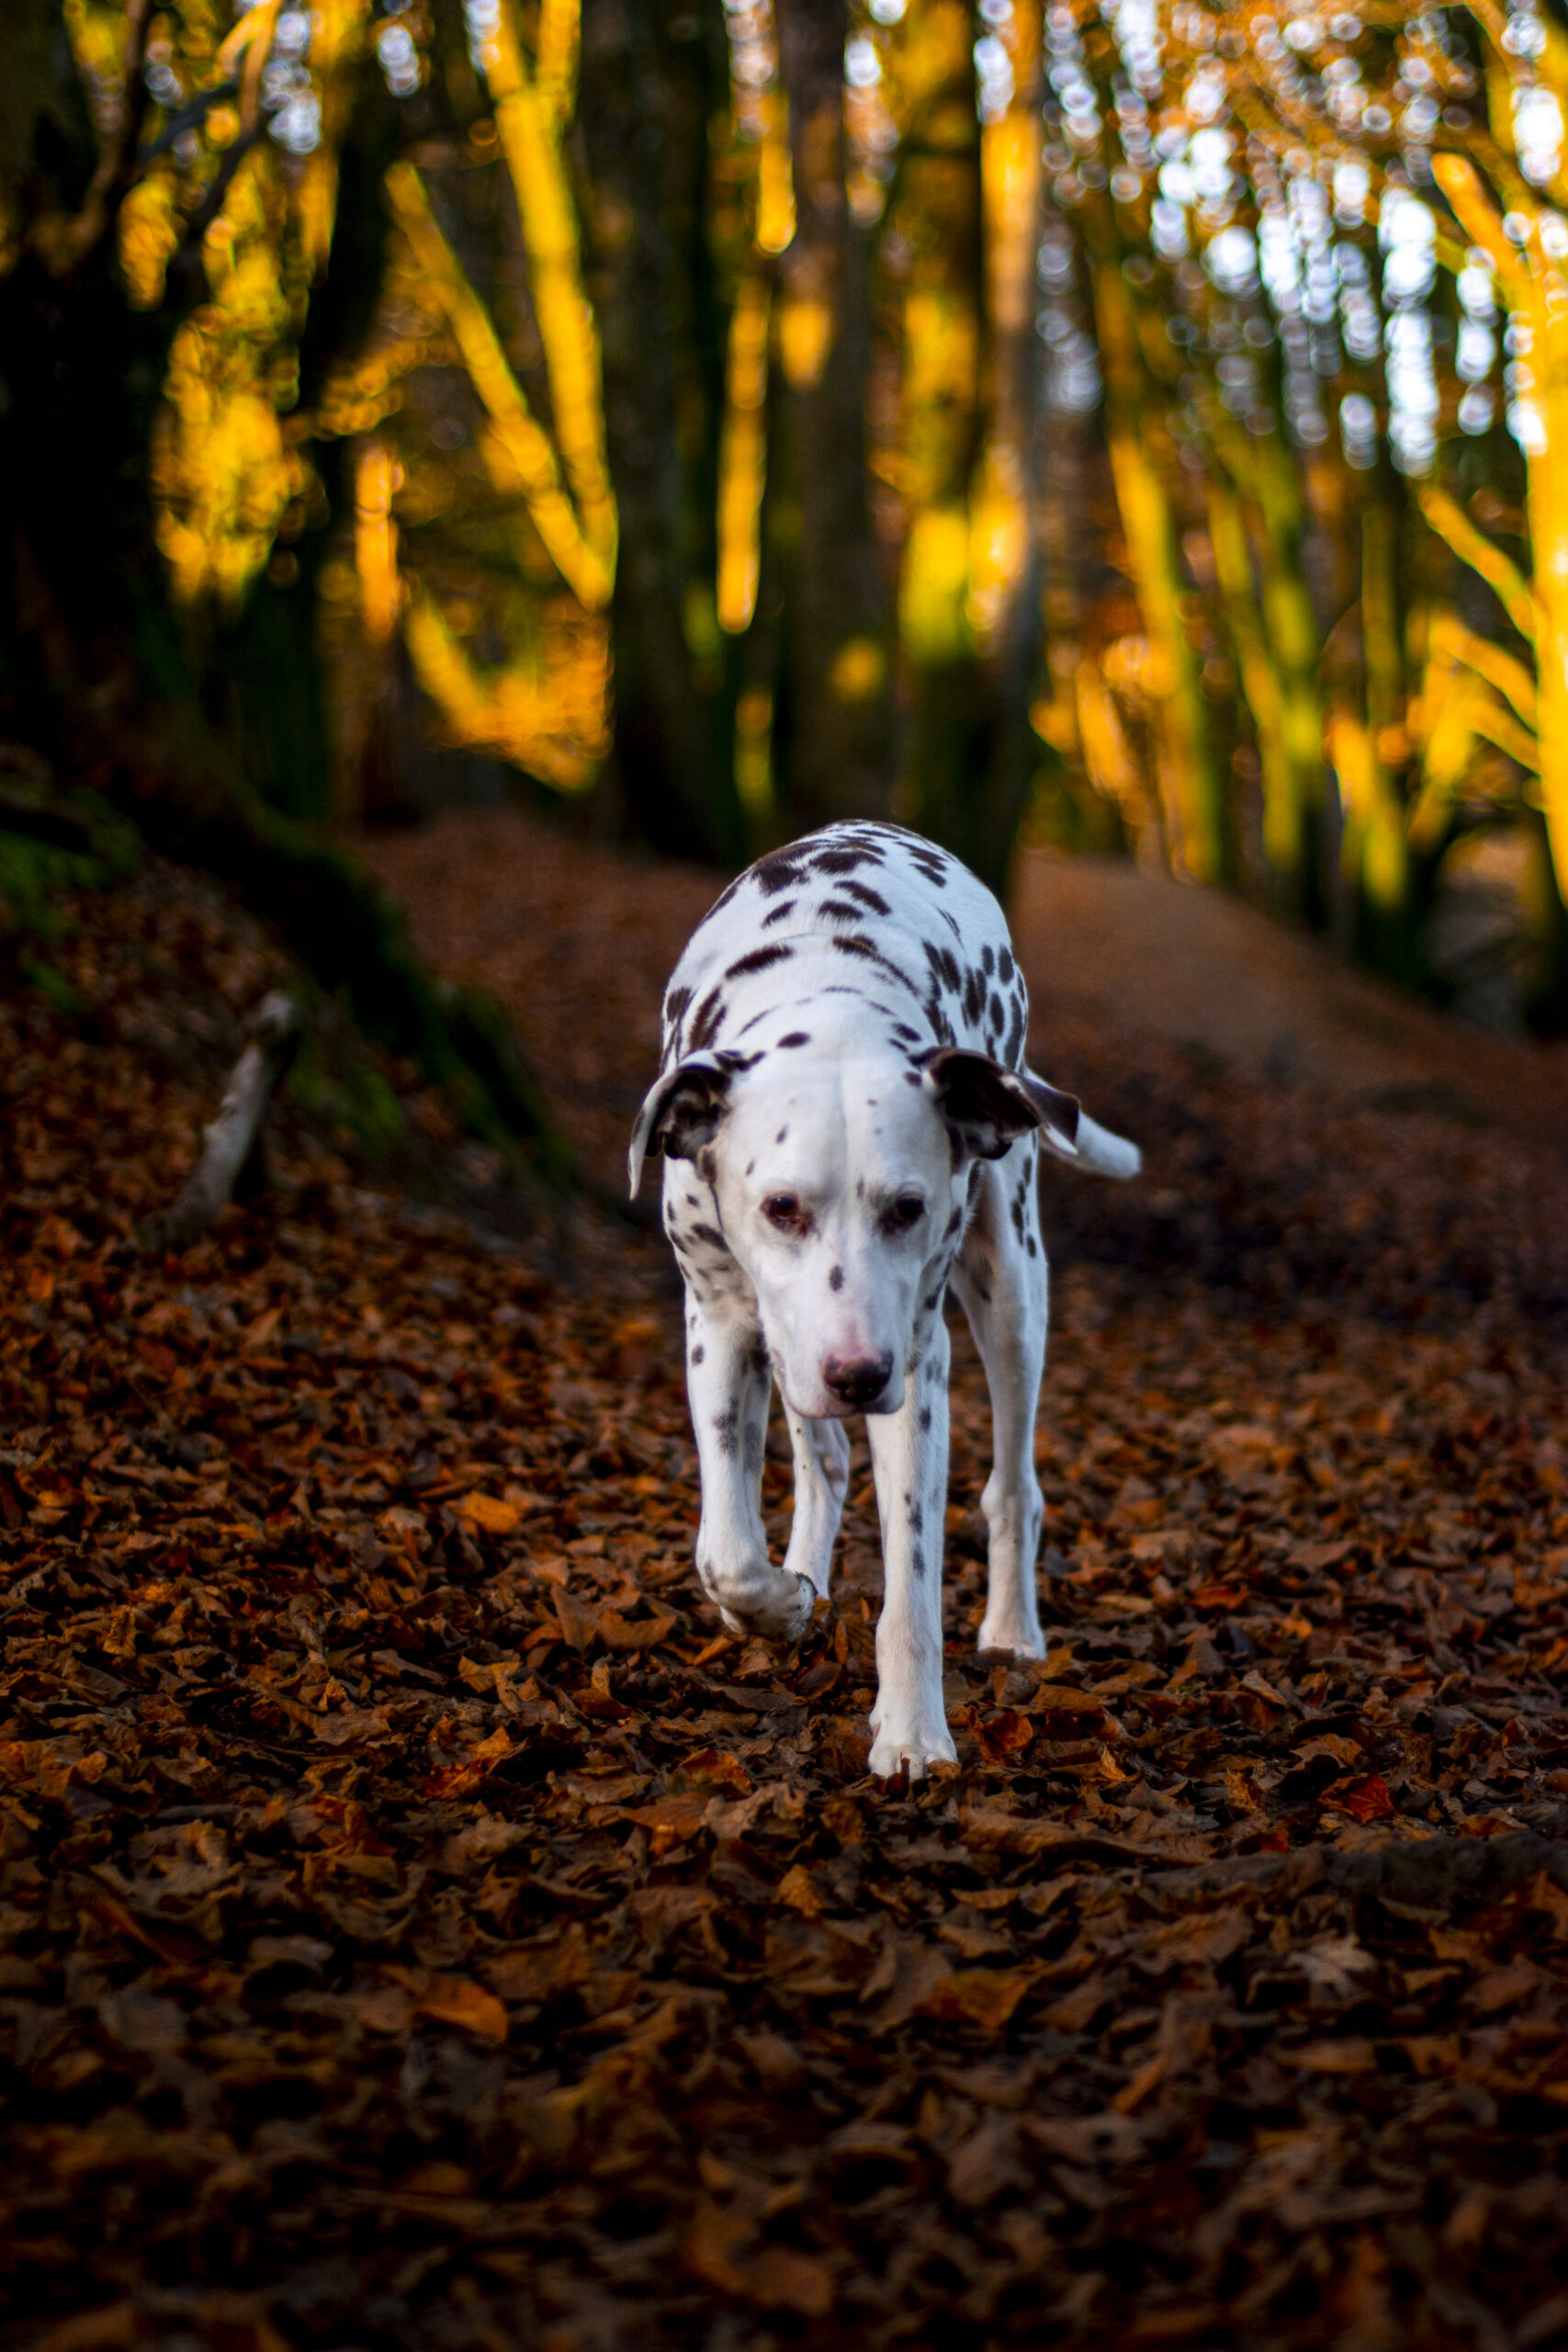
[157,991,304,1246]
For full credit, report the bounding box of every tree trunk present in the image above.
[579,0,742,865]
[774,0,894,831]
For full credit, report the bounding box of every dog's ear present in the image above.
[923,1049,1080,1162]
[628,1055,734,1195]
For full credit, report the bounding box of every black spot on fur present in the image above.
[963,968,986,1027]
[911,1541,926,1577]
[664,983,692,1032]
[989,990,1005,1034]
[776,1126,788,1145]
[752,846,809,896]
[812,844,878,876]
[829,1265,844,1292]
[998,946,1014,984]
[818,899,866,924]
[689,987,726,1050]
[1005,996,1024,1065]
[761,898,799,929]
[692,1343,705,1365]
[727,943,794,981]
[922,940,962,994]
[840,878,893,917]
[690,1221,725,1249]
[891,1022,919,1044]
[829,933,879,960]
[919,1405,933,1431]
[981,944,995,976]
[713,1407,739,1458]
[777,1032,811,1049]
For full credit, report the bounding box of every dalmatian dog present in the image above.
[629,821,1139,1778]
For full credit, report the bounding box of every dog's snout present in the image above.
[823,1350,894,1408]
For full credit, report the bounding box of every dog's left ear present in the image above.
[923,1048,1080,1162]
[628,1054,734,1196]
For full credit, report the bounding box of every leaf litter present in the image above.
[4,829,1568,2351]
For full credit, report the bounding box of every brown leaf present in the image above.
[393,1968,508,2041]
[1324,1773,1397,1825]
[915,1968,1033,2030]
[974,1709,1034,1764]
[1280,2039,1378,2074]
[453,1491,524,1534]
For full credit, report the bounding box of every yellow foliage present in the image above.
[900,507,971,663]
[480,0,615,587]
[757,96,796,257]
[355,440,400,645]
[966,445,1028,646]
[716,273,773,635]
[152,169,310,608]
[828,639,886,704]
[1075,658,1142,810]
[118,175,181,311]
[778,292,833,390]
[384,162,610,611]
[402,592,609,790]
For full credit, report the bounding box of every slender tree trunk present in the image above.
[579,0,741,864]
[774,0,894,831]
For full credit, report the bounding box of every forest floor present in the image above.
[4,811,1568,2352]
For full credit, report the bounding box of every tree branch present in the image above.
[155,991,304,1249]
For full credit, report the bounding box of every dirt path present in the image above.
[362,808,1568,1182]
[5,828,1568,2349]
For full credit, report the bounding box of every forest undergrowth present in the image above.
[4,836,1568,2350]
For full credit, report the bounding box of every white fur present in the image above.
[630,823,1139,1776]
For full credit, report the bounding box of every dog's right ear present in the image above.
[627,1055,733,1197]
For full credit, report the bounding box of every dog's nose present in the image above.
[823,1351,894,1408]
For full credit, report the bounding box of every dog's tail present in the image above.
[1068,1114,1141,1181]
[1031,1087,1141,1182]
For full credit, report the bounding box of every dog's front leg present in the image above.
[686,1296,815,1645]
[782,1410,850,1599]
[865,1315,956,1778]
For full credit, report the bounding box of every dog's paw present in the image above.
[976,1618,1046,1662]
[867,1722,958,1780]
[716,1570,816,1647]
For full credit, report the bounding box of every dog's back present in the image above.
[659,821,1031,1076]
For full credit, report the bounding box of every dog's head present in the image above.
[629,1028,1081,1419]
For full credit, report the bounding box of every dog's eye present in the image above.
[762,1193,807,1233]
[884,1193,925,1232]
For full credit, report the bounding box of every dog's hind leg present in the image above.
[782,1412,850,1600]
[950,1139,1048,1660]
[686,1296,816,1645]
